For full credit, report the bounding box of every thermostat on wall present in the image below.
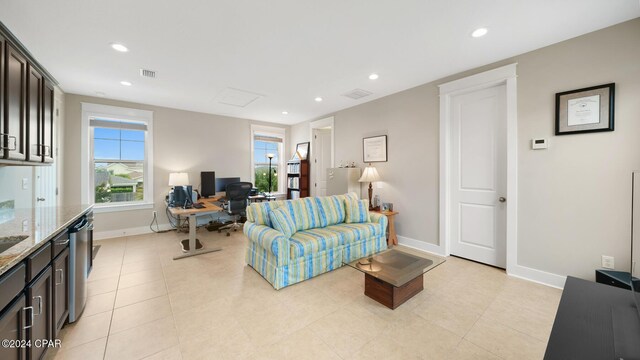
[531,138,548,150]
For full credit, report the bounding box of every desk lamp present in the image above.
[169,172,190,207]
[266,154,275,195]
[359,164,381,210]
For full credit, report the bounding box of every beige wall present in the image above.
[63,94,290,236]
[291,18,640,281]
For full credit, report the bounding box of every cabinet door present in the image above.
[4,44,27,161]
[26,65,43,162]
[42,81,54,163]
[52,248,68,338]
[0,34,4,153]
[0,294,27,360]
[26,267,51,360]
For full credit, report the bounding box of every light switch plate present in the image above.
[601,255,615,269]
[22,178,28,190]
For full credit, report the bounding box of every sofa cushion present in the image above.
[289,222,383,258]
[281,198,321,232]
[269,207,297,238]
[248,200,285,227]
[344,199,371,224]
[314,193,358,227]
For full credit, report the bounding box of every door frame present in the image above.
[309,116,334,197]
[439,63,518,272]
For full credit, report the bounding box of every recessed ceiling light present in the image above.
[315,97,323,102]
[110,43,129,52]
[471,28,488,38]
[282,111,289,115]
[120,81,132,86]
[369,73,379,80]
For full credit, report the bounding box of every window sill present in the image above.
[93,202,154,213]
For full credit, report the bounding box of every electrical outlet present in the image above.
[153,210,157,217]
[601,255,615,269]
[22,220,29,232]
[22,178,28,190]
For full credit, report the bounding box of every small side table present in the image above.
[372,210,399,246]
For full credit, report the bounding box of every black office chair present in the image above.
[219,182,252,236]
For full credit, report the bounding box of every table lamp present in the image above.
[168,172,189,187]
[358,164,381,210]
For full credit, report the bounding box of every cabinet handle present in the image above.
[55,268,64,285]
[0,134,17,151]
[54,239,70,246]
[23,306,34,329]
[33,296,43,316]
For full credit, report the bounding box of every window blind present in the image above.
[90,118,147,131]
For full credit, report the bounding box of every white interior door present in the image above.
[450,84,507,268]
[312,128,332,197]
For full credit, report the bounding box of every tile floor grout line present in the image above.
[100,238,127,360]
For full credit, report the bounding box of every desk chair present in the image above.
[219,182,252,236]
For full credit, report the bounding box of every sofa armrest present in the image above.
[244,222,290,266]
[370,212,388,234]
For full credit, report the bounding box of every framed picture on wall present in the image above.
[295,142,310,160]
[555,83,615,135]
[363,135,388,162]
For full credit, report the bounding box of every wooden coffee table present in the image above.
[344,248,445,309]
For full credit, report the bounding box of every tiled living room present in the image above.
[0,2,639,360]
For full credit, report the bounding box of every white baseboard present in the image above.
[94,224,173,240]
[397,235,446,257]
[397,235,567,289]
[507,264,567,289]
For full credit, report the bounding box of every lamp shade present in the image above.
[358,165,380,183]
[168,172,190,186]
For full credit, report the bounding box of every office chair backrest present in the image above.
[225,182,253,215]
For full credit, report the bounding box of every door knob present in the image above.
[499,197,506,203]
[37,197,45,202]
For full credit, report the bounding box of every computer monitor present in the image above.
[201,171,216,198]
[215,177,241,193]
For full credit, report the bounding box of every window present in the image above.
[251,125,285,194]
[81,103,153,212]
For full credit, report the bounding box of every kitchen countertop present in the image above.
[0,204,93,276]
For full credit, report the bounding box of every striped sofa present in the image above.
[244,193,388,289]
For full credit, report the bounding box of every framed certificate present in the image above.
[363,135,388,162]
[555,83,614,135]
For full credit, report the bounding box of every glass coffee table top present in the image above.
[344,248,445,287]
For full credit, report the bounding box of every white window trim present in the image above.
[250,124,286,195]
[81,102,154,212]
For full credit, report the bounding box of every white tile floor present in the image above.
[46,228,562,360]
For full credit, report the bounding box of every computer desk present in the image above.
[168,196,223,260]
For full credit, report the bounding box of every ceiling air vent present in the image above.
[342,88,372,100]
[139,69,156,78]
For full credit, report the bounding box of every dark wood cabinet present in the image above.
[0,25,56,165]
[4,44,27,161]
[42,81,54,163]
[52,248,68,338]
[26,267,52,360]
[26,65,43,162]
[0,33,4,156]
[0,294,27,360]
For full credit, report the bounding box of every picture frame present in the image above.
[363,135,388,162]
[295,142,310,160]
[555,83,615,135]
[382,202,393,212]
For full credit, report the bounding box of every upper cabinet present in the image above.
[1,23,57,165]
[4,43,28,161]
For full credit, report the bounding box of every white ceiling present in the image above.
[1,1,638,125]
